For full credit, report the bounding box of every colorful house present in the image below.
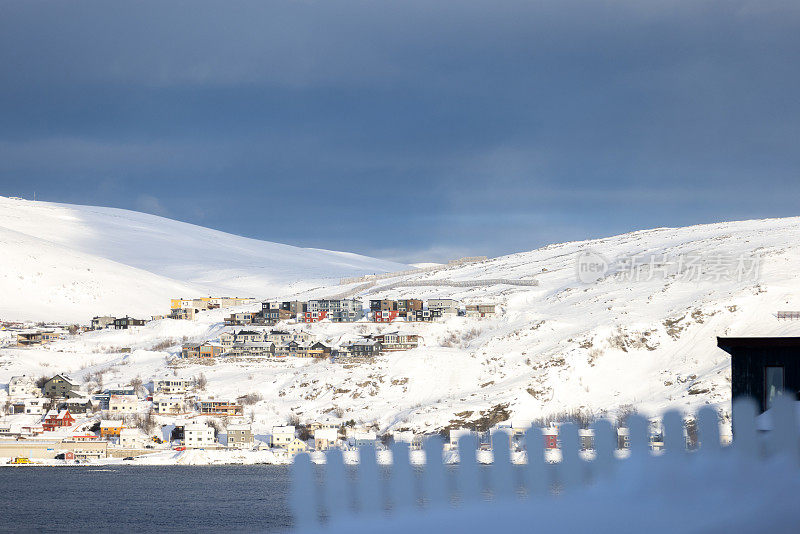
[373,310,400,323]
[42,410,75,432]
[181,342,223,358]
[287,438,309,456]
[100,419,124,438]
[199,400,244,416]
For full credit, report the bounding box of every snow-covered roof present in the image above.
[109,394,138,402]
[184,422,212,431]
[153,394,183,401]
[9,375,32,384]
[314,428,338,440]
[100,419,123,427]
[272,425,295,434]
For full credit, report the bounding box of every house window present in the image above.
[765,366,785,410]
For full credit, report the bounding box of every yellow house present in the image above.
[100,420,124,438]
[287,438,308,456]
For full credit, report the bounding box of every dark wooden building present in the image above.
[717,336,800,413]
[114,316,147,329]
[370,299,397,312]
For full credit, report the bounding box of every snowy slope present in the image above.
[0,196,407,322]
[1,216,799,435]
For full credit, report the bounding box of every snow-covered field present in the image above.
[2,200,800,437]
[0,196,407,322]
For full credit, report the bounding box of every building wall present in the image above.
[723,345,800,412]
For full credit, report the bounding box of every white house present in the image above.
[152,394,183,414]
[271,425,296,448]
[8,375,38,398]
[119,428,145,448]
[392,430,416,445]
[427,299,460,317]
[184,422,216,449]
[19,398,47,415]
[219,331,237,350]
[314,428,339,451]
[108,394,138,414]
[353,431,377,448]
[153,378,194,395]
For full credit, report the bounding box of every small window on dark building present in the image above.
[765,366,785,410]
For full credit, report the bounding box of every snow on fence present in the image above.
[290,397,800,533]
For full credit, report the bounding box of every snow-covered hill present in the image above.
[2,216,799,435]
[0,196,407,322]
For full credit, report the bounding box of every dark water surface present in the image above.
[0,465,292,533]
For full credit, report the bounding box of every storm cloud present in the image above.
[1,0,798,261]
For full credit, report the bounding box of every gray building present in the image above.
[306,299,364,322]
[227,425,254,449]
[42,374,80,398]
[91,316,116,330]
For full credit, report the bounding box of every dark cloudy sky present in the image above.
[0,1,798,263]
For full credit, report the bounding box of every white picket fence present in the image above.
[290,397,800,532]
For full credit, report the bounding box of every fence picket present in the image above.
[732,397,759,461]
[662,410,685,457]
[590,420,615,483]
[388,442,417,513]
[490,430,515,500]
[558,423,582,491]
[422,436,449,508]
[627,415,650,461]
[696,407,721,455]
[523,427,547,497]
[323,449,349,522]
[290,453,315,530]
[355,444,382,515]
[768,393,799,462]
[456,434,483,504]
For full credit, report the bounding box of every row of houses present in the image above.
[180,329,423,360]
[6,375,200,415]
[15,329,67,346]
[372,299,496,322]
[168,296,254,321]
[220,298,498,327]
[90,316,148,330]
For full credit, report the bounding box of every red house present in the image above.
[42,409,76,431]
[543,428,558,449]
[373,310,400,323]
[299,310,328,323]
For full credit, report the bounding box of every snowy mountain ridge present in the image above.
[0,196,407,322]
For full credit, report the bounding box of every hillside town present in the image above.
[0,295,501,464]
[2,297,495,358]
[1,370,689,465]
